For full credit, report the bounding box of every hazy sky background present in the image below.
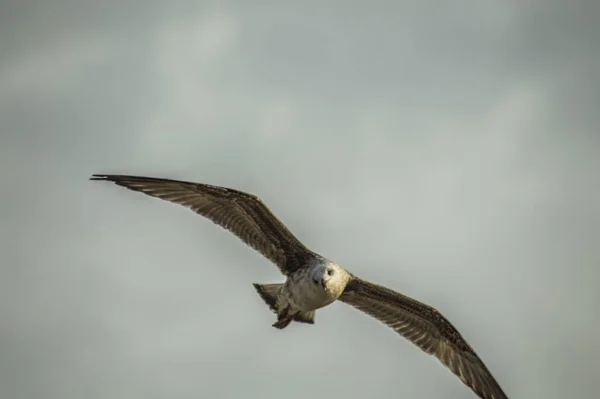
[1,1,599,398]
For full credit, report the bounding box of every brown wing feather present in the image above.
[90,174,315,274]
[339,277,508,399]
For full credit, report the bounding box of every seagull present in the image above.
[91,174,508,399]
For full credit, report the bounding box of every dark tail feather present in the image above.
[252,283,280,313]
[272,316,294,329]
[252,283,316,326]
[293,310,315,324]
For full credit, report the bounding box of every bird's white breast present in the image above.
[284,266,343,312]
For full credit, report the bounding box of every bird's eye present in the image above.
[327,269,334,276]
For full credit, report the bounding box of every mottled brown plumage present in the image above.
[339,277,508,399]
[91,174,508,399]
[90,174,314,275]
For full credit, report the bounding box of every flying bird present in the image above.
[91,174,508,399]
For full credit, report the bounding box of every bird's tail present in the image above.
[252,283,315,325]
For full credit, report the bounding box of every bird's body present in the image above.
[261,258,352,328]
[91,174,509,399]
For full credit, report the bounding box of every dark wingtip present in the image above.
[89,174,185,185]
[90,174,110,181]
[90,174,138,182]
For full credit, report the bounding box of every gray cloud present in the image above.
[1,1,598,398]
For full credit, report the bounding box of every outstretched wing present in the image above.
[339,276,508,399]
[91,174,315,275]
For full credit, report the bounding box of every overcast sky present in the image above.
[1,1,599,399]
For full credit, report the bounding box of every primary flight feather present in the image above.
[91,174,508,399]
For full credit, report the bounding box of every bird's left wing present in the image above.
[90,174,315,274]
[338,276,508,399]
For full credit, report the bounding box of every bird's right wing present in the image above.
[338,276,508,399]
[90,174,315,275]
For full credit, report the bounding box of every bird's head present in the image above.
[311,261,350,295]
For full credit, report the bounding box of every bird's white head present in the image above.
[310,261,351,298]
